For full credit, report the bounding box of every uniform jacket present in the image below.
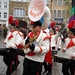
[4,31,22,48]
[56,37,62,49]
[24,30,49,62]
[62,37,75,59]
[50,33,60,50]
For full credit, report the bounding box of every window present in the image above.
[23,0,27,2]
[63,0,66,5]
[4,2,7,8]
[57,10,61,17]
[13,0,17,1]
[54,10,56,17]
[47,0,50,4]
[0,2,1,8]
[18,0,22,2]
[4,12,7,18]
[0,12,1,18]
[54,0,57,6]
[62,11,65,18]
[13,8,25,17]
[58,0,62,6]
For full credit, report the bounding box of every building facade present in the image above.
[9,0,30,27]
[51,0,71,25]
[0,0,9,26]
[0,0,72,27]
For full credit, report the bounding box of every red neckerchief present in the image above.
[29,31,40,38]
[8,33,13,40]
[8,30,16,40]
[67,37,75,49]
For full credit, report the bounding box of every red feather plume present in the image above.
[67,20,75,28]
[50,22,56,28]
[8,16,14,24]
[15,20,19,26]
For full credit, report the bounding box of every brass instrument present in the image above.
[23,33,39,50]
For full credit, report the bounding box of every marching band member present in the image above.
[49,25,64,75]
[15,23,25,75]
[16,25,24,48]
[27,1,51,75]
[62,28,75,75]
[42,22,56,75]
[23,20,50,75]
[3,16,23,75]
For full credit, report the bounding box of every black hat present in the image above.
[19,20,27,28]
[50,28,56,34]
[16,26,20,29]
[50,28,55,32]
[33,20,42,27]
[9,23,16,28]
[68,28,75,34]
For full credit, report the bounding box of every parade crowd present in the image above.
[0,17,75,75]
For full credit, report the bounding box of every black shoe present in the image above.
[47,71,52,75]
[43,71,52,75]
[43,71,48,75]
[6,73,11,75]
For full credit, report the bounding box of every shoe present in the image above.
[43,71,48,75]
[47,71,52,75]
[6,73,11,75]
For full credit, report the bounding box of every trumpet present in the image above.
[23,33,38,50]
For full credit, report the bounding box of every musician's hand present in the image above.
[3,41,6,44]
[25,36,30,45]
[6,48,10,53]
[58,48,61,51]
[62,49,66,53]
[70,54,75,59]
[29,43,35,51]
[9,46,13,48]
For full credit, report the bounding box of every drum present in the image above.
[54,56,71,64]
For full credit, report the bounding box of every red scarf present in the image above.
[8,33,13,40]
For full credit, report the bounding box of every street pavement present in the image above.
[0,38,5,48]
[0,38,7,75]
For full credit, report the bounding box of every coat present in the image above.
[24,30,50,63]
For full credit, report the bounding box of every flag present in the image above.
[68,0,75,28]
